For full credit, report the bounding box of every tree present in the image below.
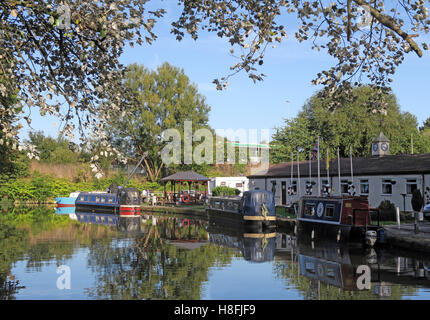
[0,86,29,180]
[270,86,430,163]
[2,1,430,172]
[27,131,80,164]
[412,189,424,212]
[105,63,211,182]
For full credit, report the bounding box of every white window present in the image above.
[406,179,418,195]
[292,180,297,193]
[341,180,349,194]
[360,180,369,195]
[382,180,392,195]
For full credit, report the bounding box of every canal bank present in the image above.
[384,222,430,253]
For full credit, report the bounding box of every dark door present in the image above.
[281,181,286,205]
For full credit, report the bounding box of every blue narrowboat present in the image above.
[75,185,141,217]
[207,189,277,228]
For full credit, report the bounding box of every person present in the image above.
[141,189,148,203]
[152,194,157,206]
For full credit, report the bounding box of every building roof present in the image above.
[160,170,210,182]
[373,132,390,143]
[248,153,430,179]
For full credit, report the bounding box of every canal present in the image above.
[1,206,430,300]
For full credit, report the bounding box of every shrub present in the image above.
[377,200,396,221]
[212,186,241,197]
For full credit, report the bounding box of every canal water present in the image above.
[1,206,430,300]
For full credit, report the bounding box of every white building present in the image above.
[208,176,249,196]
[247,133,430,212]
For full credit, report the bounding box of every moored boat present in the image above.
[296,195,382,246]
[55,191,80,208]
[75,185,141,217]
[206,189,277,228]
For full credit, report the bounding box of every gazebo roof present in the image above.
[160,170,210,182]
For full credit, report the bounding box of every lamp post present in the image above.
[400,193,407,214]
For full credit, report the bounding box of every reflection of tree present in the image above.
[0,223,27,299]
[0,206,118,299]
[85,217,236,300]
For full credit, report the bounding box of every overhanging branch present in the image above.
[353,0,422,57]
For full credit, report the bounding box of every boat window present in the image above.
[325,205,335,218]
[108,197,113,203]
[101,197,106,203]
[95,196,100,202]
[79,196,85,201]
[304,203,315,216]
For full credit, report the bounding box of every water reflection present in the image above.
[2,206,430,299]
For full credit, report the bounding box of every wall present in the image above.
[249,174,430,212]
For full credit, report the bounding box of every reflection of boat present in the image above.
[295,239,430,293]
[206,190,276,228]
[76,211,119,226]
[55,206,76,215]
[207,221,276,263]
[75,211,142,233]
[297,240,372,291]
[296,196,382,246]
[75,185,141,216]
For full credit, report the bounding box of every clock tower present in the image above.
[372,132,390,157]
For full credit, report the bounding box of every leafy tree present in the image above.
[0,87,29,180]
[2,1,430,175]
[105,63,211,182]
[270,86,430,163]
[27,131,79,164]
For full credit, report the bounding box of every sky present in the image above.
[22,2,430,144]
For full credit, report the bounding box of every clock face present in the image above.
[372,143,379,152]
[381,142,389,152]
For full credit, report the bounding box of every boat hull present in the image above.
[55,196,77,207]
[75,203,141,216]
[297,219,378,244]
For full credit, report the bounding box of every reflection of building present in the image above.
[249,133,430,212]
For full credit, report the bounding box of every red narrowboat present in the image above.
[296,195,382,246]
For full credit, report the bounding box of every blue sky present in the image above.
[23,2,430,143]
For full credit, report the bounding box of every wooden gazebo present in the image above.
[160,170,210,205]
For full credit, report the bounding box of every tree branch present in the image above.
[353,0,422,57]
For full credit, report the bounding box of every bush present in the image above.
[212,186,241,197]
[377,200,397,221]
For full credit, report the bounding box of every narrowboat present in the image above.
[75,185,141,217]
[206,189,276,228]
[296,195,382,246]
